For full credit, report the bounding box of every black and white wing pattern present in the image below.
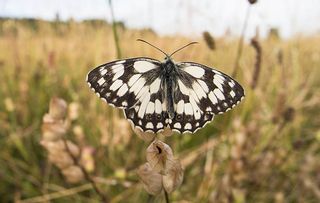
[87,58,245,134]
[169,62,244,133]
[86,57,167,133]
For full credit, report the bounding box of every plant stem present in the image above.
[164,190,170,203]
[232,5,251,78]
[62,138,109,203]
[108,0,122,59]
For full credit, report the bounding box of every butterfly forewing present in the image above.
[87,57,169,132]
[87,57,162,109]
[169,62,244,133]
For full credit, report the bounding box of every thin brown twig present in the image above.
[250,37,262,89]
[62,138,109,203]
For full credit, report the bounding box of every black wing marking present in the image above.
[124,90,168,133]
[169,62,245,133]
[86,57,162,109]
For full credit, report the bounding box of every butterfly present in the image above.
[86,39,244,134]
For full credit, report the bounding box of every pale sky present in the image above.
[1,0,320,38]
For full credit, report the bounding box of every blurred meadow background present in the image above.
[1,0,320,202]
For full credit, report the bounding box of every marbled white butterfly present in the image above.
[86,40,244,134]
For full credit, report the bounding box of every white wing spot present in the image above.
[97,78,105,86]
[122,101,128,106]
[113,68,124,81]
[174,123,181,129]
[128,74,141,87]
[146,122,153,129]
[117,84,128,97]
[138,93,150,118]
[184,103,193,115]
[206,107,212,111]
[189,96,201,119]
[130,77,146,95]
[198,80,209,93]
[183,66,205,78]
[157,123,163,128]
[230,90,236,98]
[137,86,149,100]
[100,69,107,75]
[134,61,157,73]
[110,80,123,91]
[176,100,184,114]
[209,91,218,104]
[185,123,192,130]
[213,75,224,91]
[155,99,162,114]
[150,78,161,94]
[146,102,155,114]
[192,82,207,99]
[111,64,124,73]
[178,80,189,95]
[214,88,225,100]
[228,81,235,88]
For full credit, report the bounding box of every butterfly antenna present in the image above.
[169,42,198,57]
[137,39,169,58]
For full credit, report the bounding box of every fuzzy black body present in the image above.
[162,59,177,119]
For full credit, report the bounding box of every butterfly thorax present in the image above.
[162,58,178,119]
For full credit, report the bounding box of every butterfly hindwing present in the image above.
[86,57,162,109]
[169,62,245,133]
[124,91,168,133]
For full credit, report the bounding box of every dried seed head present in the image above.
[4,97,15,112]
[62,166,84,183]
[42,115,67,141]
[202,31,216,50]
[248,0,257,4]
[146,140,174,173]
[162,159,184,193]
[134,127,156,142]
[137,163,163,195]
[80,146,95,173]
[68,102,79,121]
[49,97,67,120]
[41,140,80,158]
[283,107,295,122]
[48,150,74,169]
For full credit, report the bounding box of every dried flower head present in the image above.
[202,31,216,50]
[248,0,257,4]
[49,97,67,120]
[146,140,174,173]
[62,166,85,183]
[80,146,95,173]
[137,163,163,195]
[162,159,184,193]
[139,140,184,195]
[68,102,79,120]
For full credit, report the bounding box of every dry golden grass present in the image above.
[0,19,320,202]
